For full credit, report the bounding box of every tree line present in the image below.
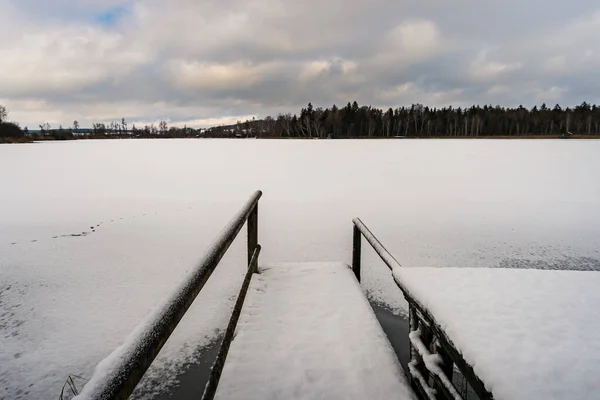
[0,105,27,142]
[3,101,600,142]
[0,107,203,142]
[224,101,600,138]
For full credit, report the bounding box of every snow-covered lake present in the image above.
[1,139,599,399]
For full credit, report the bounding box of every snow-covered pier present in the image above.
[354,217,600,400]
[74,191,600,400]
[213,262,414,399]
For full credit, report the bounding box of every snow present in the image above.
[393,267,600,400]
[1,139,600,399]
[409,328,462,400]
[407,360,437,400]
[215,262,415,400]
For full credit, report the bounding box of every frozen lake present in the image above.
[1,139,600,399]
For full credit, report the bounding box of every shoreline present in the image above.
[3,135,600,144]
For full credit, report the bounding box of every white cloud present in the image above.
[2,0,600,127]
[387,20,441,59]
[470,51,521,81]
[167,61,270,91]
[298,61,331,82]
[1,98,254,129]
[533,86,567,102]
[487,85,511,95]
[167,115,258,128]
[375,82,464,107]
[0,26,153,96]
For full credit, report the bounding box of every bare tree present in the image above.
[0,105,7,123]
[159,120,168,134]
[278,113,293,137]
[39,123,51,134]
[73,120,79,135]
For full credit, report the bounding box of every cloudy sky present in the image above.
[1,0,599,128]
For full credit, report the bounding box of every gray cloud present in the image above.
[1,0,600,128]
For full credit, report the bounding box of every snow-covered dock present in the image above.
[214,262,415,400]
[394,267,600,400]
[67,187,600,400]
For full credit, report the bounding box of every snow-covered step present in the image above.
[215,262,415,400]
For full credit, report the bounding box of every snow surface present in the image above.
[1,139,600,398]
[215,262,415,400]
[394,267,600,400]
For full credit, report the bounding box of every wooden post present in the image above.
[202,246,261,400]
[408,305,419,390]
[352,224,361,282]
[419,324,433,382]
[247,205,258,266]
[409,305,418,360]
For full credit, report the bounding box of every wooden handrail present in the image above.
[201,244,261,400]
[75,191,262,400]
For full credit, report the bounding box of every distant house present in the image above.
[560,131,573,139]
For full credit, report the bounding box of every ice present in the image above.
[215,262,415,400]
[1,139,600,398]
[394,267,600,400]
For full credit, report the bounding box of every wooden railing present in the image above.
[352,217,493,400]
[75,191,262,400]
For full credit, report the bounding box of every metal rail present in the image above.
[201,245,261,400]
[352,217,493,400]
[75,190,262,400]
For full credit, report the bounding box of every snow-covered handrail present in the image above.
[410,329,463,400]
[351,217,493,400]
[201,244,262,400]
[407,360,437,400]
[75,190,262,400]
[351,217,402,281]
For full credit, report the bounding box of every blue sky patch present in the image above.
[94,6,128,26]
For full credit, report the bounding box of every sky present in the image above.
[1,0,600,129]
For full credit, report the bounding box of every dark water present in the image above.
[370,302,411,372]
[151,301,410,399]
[149,342,220,400]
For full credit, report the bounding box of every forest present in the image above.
[228,101,600,138]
